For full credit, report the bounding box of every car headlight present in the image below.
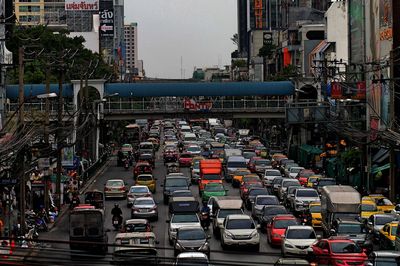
[249,230,259,238]
[224,231,234,238]
[284,243,295,248]
[199,242,209,250]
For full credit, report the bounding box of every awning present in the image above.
[371,163,391,174]
[372,148,390,164]
[300,144,323,154]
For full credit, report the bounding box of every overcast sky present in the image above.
[124,1,237,79]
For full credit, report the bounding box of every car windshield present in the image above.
[376,216,396,225]
[337,224,365,234]
[256,197,279,205]
[227,161,247,168]
[264,207,288,216]
[283,181,300,188]
[310,205,322,213]
[377,198,393,206]
[290,168,303,173]
[173,191,192,197]
[361,203,377,211]
[203,174,221,181]
[176,258,209,266]
[137,175,153,181]
[180,154,192,158]
[296,190,318,197]
[249,189,268,196]
[330,242,362,253]
[130,187,149,193]
[275,219,298,229]
[286,229,316,239]
[255,160,271,166]
[265,170,281,176]
[373,257,400,266]
[205,184,224,191]
[272,178,283,184]
[134,199,154,206]
[106,180,123,187]
[318,180,336,187]
[218,209,243,219]
[188,146,200,152]
[235,171,250,176]
[392,226,398,236]
[125,223,148,232]
[166,178,188,187]
[243,152,256,159]
[172,214,199,223]
[178,229,205,240]
[226,219,255,230]
[243,177,260,183]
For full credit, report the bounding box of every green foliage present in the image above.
[267,65,299,81]
[5,25,115,84]
[232,60,246,68]
[339,148,361,166]
[258,43,276,58]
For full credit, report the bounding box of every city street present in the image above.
[22,150,281,266]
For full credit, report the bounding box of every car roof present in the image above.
[129,185,149,189]
[106,179,124,182]
[287,225,313,230]
[135,197,155,201]
[176,252,208,259]
[125,219,149,224]
[115,232,155,239]
[273,214,296,220]
[371,251,400,258]
[226,214,251,220]
[177,226,204,231]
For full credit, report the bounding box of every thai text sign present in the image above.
[65,0,99,11]
[184,99,212,112]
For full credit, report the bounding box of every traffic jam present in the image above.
[71,118,400,265]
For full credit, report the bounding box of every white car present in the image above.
[220,214,260,251]
[282,225,317,256]
[287,166,305,178]
[263,169,282,187]
[167,213,201,245]
[186,145,202,156]
[174,252,209,266]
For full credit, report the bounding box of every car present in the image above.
[173,226,211,258]
[167,213,201,245]
[131,197,158,221]
[286,166,305,179]
[367,214,399,242]
[283,186,301,208]
[330,218,372,252]
[273,258,310,265]
[112,232,158,265]
[368,251,400,266]
[271,176,285,195]
[290,188,320,213]
[296,169,315,186]
[281,225,317,257]
[186,145,202,156]
[278,179,301,201]
[244,187,269,210]
[170,190,193,199]
[314,178,336,193]
[240,181,263,200]
[179,152,193,167]
[306,175,322,188]
[138,153,155,167]
[311,237,368,266]
[378,221,398,250]
[248,157,263,173]
[231,168,252,188]
[133,161,152,178]
[220,214,260,251]
[253,159,272,174]
[0,239,13,260]
[127,186,151,207]
[174,252,210,266]
[260,205,289,231]
[266,214,298,247]
[190,161,201,183]
[162,176,190,204]
[122,219,152,233]
[242,151,257,164]
[263,169,282,188]
[308,202,322,228]
[361,200,380,221]
[202,183,228,202]
[104,179,127,199]
[135,174,157,193]
[251,195,280,220]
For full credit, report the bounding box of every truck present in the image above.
[199,159,223,193]
[320,185,361,237]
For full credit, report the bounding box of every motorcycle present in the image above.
[26,211,48,232]
[200,212,210,230]
[124,160,129,170]
[112,215,122,231]
[69,196,80,210]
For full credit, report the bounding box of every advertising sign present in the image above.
[379,0,392,41]
[99,8,114,37]
[330,82,366,100]
[65,0,99,11]
[349,1,365,64]
[62,147,74,167]
[183,99,212,112]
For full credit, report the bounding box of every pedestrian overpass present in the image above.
[6,79,294,120]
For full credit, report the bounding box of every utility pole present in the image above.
[56,53,64,211]
[18,46,26,233]
[44,64,50,213]
[389,49,396,200]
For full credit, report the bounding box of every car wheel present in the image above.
[253,244,260,252]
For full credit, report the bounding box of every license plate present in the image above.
[140,209,148,212]
[113,220,119,225]
[298,250,308,254]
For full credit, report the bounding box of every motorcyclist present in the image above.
[70,193,80,209]
[111,203,123,224]
[200,202,210,229]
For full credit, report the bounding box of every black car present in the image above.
[162,177,190,204]
[244,188,269,210]
[259,205,288,232]
[174,226,210,258]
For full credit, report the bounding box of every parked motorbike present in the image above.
[200,212,210,230]
[112,215,122,231]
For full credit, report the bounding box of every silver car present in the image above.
[291,188,320,213]
[131,197,158,221]
[127,186,151,207]
[104,179,127,199]
[251,195,280,221]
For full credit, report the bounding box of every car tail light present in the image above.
[119,187,126,191]
[145,193,151,197]
[104,187,110,191]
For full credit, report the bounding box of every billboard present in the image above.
[330,81,366,100]
[65,0,99,11]
[183,99,212,112]
[349,0,365,64]
[99,8,114,37]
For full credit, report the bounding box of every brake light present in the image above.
[119,187,126,191]
[104,187,110,191]
[145,193,151,197]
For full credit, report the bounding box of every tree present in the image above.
[5,25,115,84]
[231,33,239,46]
[258,43,276,58]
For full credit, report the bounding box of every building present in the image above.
[124,23,138,74]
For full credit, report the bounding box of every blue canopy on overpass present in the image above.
[6,84,73,100]
[104,81,294,97]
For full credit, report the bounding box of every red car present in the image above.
[178,152,193,166]
[266,214,298,247]
[297,169,315,186]
[311,237,368,266]
[133,161,152,178]
[248,157,263,173]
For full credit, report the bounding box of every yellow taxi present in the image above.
[378,221,398,250]
[231,169,252,188]
[135,174,157,193]
[308,202,322,227]
[368,194,395,213]
[307,175,322,188]
[361,200,380,220]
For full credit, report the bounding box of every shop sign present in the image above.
[65,0,99,11]
[183,99,212,112]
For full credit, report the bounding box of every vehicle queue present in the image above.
[70,118,400,265]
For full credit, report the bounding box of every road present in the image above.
[22,149,281,266]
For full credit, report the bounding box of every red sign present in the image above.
[331,82,343,99]
[355,81,366,100]
[184,99,212,112]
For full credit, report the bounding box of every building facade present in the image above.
[124,23,138,74]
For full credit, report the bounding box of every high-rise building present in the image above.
[124,22,138,73]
